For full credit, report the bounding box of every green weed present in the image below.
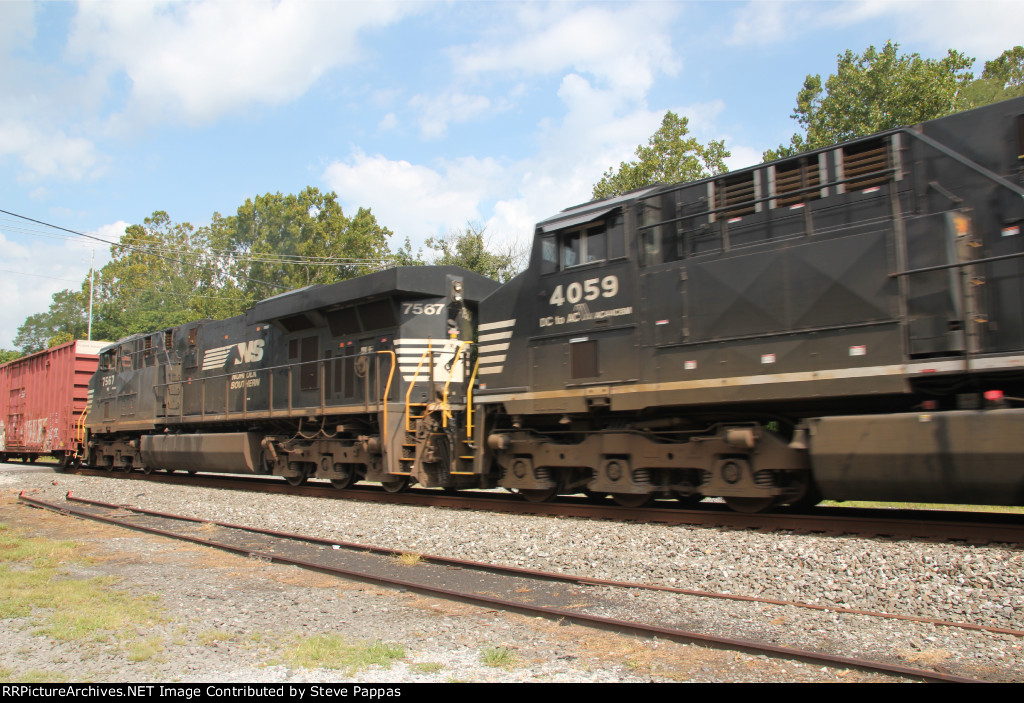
[480,646,516,668]
[282,635,405,673]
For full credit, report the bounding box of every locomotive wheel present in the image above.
[783,478,822,511]
[611,493,653,508]
[516,487,559,503]
[723,496,778,514]
[142,464,155,475]
[284,472,308,487]
[330,467,355,490]
[164,468,176,474]
[381,476,410,493]
[381,478,408,493]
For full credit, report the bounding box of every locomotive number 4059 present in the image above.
[549,275,619,306]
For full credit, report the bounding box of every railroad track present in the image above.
[71,467,1024,545]
[19,490,994,683]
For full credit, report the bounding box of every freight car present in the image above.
[85,96,1024,512]
[1,339,106,467]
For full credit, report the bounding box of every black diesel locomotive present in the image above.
[86,97,1024,511]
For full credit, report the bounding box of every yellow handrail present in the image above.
[76,405,89,446]
[376,350,396,448]
[403,349,432,432]
[466,357,480,442]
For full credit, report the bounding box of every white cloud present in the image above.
[322,151,508,246]
[408,91,494,139]
[0,221,122,348]
[66,0,410,127]
[724,144,763,172]
[0,1,35,52]
[452,3,681,100]
[0,121,105,182]
[378,112,399,132]
[895,1,1024,59]
[727,1,1024,61]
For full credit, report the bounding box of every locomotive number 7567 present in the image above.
[549,275,619,306]
[402,302,446,315]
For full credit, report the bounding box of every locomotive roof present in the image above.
[535,95,1024,231]
[246,265,500,325]
[536,185,662,233]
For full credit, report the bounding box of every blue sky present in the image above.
[1,0,1022,348]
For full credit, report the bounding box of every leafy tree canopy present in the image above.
[0,348,23,365]
[14,288,89,353]
[88,211,239,342]
[963,46,1024,108]
[764,41,976,160]
[593,111,730,199]
[209,187,394,307]
[983,45,1024,88]
[425,223,526,283]
[11,187,530,349]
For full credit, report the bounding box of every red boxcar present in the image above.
[0,339,107,468]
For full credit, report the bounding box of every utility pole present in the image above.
[88,248,94,341]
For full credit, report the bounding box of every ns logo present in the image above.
[235,339,265,364]
[202,338,266,371]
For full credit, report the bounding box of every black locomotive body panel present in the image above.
[478,97,1024,416]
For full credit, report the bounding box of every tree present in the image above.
[0,349,21,365]
[593,111,730,199]
[89,211,242,342]
[425,223,526,282]
[48,332,74,348]
[14,288,89,353]
[209,187,394,307]
[764,41,975,160]
[963,46,1024,108]
[983,46,1024,88]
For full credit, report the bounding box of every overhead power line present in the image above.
[0,208,288,292]
[0,214,394,269]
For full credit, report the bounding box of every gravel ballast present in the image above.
[2,466,1022,682]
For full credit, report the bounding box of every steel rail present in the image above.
[51,492,1024,641]
[17,491,987,683]
[68,467,1024,544]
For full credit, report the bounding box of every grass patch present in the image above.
[0,524,79,567]
[411,662,444,674]
[822,500,1024,514]
[127,637,165,662]
[480,646,516,668]
[0,669,70,683]
[197,630,233,645]
[0,524,162,642]
[395,552,423,567]
[281,635,405,673]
